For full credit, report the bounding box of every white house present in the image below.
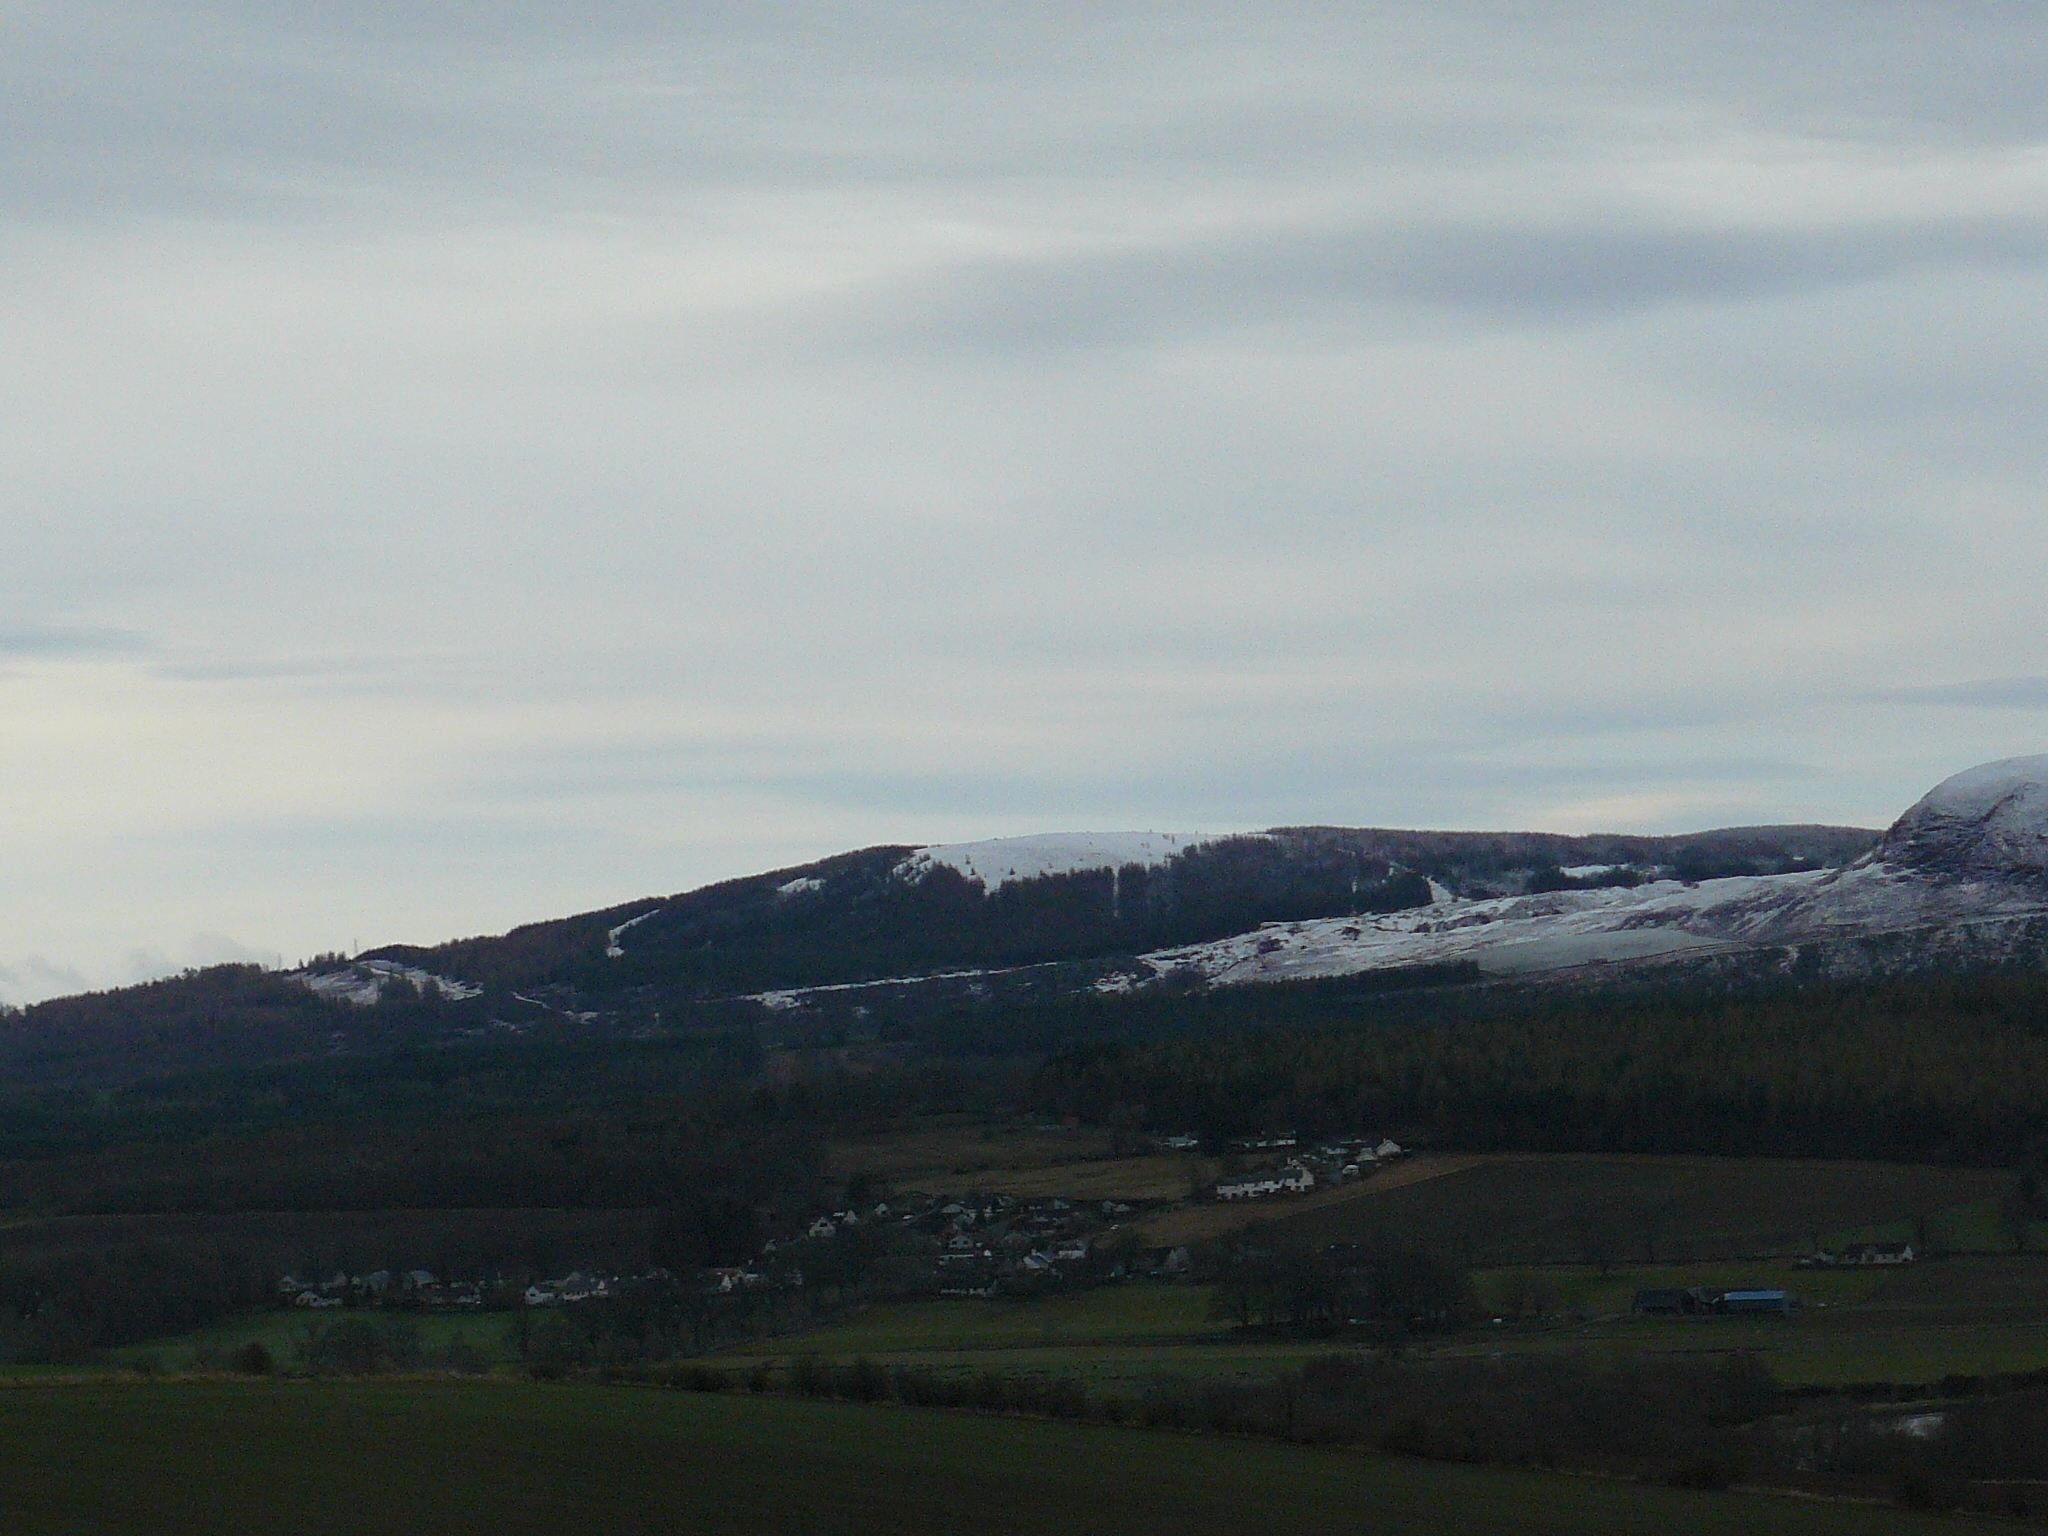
[1215,1163,1316,1200]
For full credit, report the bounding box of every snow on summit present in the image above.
[897,832,1234,891]
[1880,754,2048,877]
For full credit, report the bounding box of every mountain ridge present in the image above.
[18,755,2048,1094]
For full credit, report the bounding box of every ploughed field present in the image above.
[0,1380,2002,1536]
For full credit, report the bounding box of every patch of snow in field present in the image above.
[605,908,663,958]
[898,832,1247,891]
[1560,864,1622,880]
[294,959,481,1006]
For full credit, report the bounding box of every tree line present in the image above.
[1030,974,2048,1165]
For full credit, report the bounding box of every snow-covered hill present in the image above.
[1103,756,2048,991]
[279,757,2048,1019]
[730,757,2048,1010]
[1875,754,2048,878]
[894,832,1233,891]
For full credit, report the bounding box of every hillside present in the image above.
[325,821,1877,1024]
[23,754,2048,1093]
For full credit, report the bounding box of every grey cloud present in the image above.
[821,215,2048,353]
[14,3,2048,224]
[0,935,282,1006]
[1877,678,2048,708]
[153,656,387,682]
[0,626,149,657]
[118,933,282,981]
[0,956,94,1007]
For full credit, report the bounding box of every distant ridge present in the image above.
[23,756,2048,1092]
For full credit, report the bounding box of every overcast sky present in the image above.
[4,2,2047,1001]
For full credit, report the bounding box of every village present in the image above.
[271,1131,1412,1314]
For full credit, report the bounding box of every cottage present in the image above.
[1843,1242,1915,1266]
[1215,1163,1316,1200]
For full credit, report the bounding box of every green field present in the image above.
[0,1380,2007,1536]
[136,1306,520,1370]
[717,1147,2048,1391]
[1259,1156,2019,1265]
[768,1282,1220,1352]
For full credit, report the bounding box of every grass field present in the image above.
[764,1282,1221,1353]
[910,1153,1204,1201]
[1131,1153,1485,1246]
[0,1380,2009,1536]
[124,1306,521,1370]
[1259,1155,2018,1264]
[828,1120,1125,1181]
[829,1120,1216,1202]
[726,1244,2048,1394]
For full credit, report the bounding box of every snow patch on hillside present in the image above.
[294,959,481,1006]
[749,968,999,1011]
[605,908,663,958]
[898,832,1246,891]
[1109,858,2048,992]
[776,877,824,899]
